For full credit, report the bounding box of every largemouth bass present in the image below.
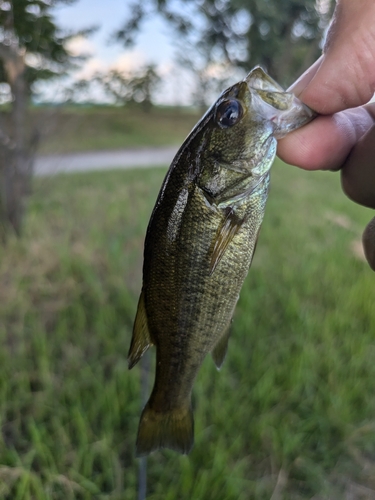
[129,67,315,456]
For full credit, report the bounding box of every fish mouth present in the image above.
[244,67,316,138]
[245,66,284,93]
[272,101,316,138]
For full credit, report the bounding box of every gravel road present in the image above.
[35,146,179,176]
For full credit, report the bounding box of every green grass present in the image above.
[0,161,375,499]
[32,106,201,155]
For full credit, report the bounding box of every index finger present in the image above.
[277,105,375,171]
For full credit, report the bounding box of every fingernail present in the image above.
[288,56,324,96]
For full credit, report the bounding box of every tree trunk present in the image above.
[0,44,36,240]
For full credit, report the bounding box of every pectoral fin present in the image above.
[211,322,232,370]
[209,208,243,275]
[128,290,153,369]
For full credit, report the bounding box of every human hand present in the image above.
[277,0,375,270]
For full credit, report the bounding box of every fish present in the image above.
[128,67,315,456]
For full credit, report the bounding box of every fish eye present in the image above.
[216,99,243,129]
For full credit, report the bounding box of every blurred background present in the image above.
[1,1,375,499]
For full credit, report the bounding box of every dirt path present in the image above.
[35,146,179,176]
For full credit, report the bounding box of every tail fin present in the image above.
[136,402,194,456]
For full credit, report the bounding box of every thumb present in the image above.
[362,217,375,271]
[291,0,375,114]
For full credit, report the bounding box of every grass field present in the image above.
[0,161,375,499]
[32,106,201,155]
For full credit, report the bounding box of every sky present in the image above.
[54,0,174,70]
[45,0,196,105]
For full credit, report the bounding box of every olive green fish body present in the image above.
[129,67,315,456]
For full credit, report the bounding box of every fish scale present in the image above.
[128,66,316,456]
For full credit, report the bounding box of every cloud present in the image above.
[66,36,95,57]
[73,49,147,81]
[109,50,147,75]
[75,58,107,80]
[157,61,175,77]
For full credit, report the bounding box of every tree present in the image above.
[0,0,85,239]
[115,0,335,87]
[97,65,160,111]
[68,64,161,111]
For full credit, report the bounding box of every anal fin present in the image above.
[211,322,232,370]
[128,290,153,369]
